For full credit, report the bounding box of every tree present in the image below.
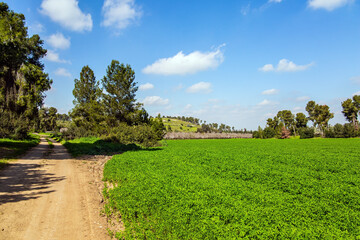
[342,96,359,130]
[295,113,308,129]
[277,110,296,135]
[39,107,57,131]
[70,66,104,133]
[102,60,139,126]
[306,101,334,135]
[0,3,52,137]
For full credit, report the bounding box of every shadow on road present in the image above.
[0,162,65,205]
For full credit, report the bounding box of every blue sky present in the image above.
[7,0,360,130]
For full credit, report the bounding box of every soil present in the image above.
[0,137,111,240]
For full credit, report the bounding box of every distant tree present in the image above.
[306,101,334,135]
[70,66,104,132]
[277,110,296,135]
[295,113,308,129]
[102,60,139,126]
[342,96,359,130]
[39,107,57,131]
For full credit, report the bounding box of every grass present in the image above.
[103,138,360,239]
[62,137,142,157]
[162,118,200,132]
[0,134,40,169]
[45,138,54,149]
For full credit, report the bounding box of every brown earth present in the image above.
[0,137,111,240]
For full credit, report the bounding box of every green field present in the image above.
[0,135,40,169]
[103,138,360,239]
[162,118,200,132]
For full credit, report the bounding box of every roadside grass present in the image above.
[62,137,143,157]
[46,138,54,149]
[0,134,40,169]
[103,138,360,239]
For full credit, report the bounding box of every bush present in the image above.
[0,111,30,139]
[263,127,276,139]
[343,123,358,138]
[299,127,314,139]
[103,123,159,147]
[333,123,344,138]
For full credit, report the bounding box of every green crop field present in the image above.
[103,138,360,239]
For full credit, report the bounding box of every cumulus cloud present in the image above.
[45,50,70,63]
[102,0,142,30]
[139,83,154,91]
[40,0,92,32]
[143,45,225,75]
[262,89,279,95]
[142,96,169,106]
[187,82,212,94]
[47,33,70,50]
[308,0,353,11]
[259,59,313,72]
[296,96,311,101]
[54,68,72,77]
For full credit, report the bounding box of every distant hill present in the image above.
[162,118,200,132]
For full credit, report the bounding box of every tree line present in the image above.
[254,96,360,139]
[0,3,52,138]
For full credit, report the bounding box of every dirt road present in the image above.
[0,137,109,240]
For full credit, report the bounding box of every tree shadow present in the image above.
[0,162,65,205]
[63,139,162,157]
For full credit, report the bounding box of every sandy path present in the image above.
[0,137,109,240]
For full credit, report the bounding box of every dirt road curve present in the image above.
[0,137,109,240]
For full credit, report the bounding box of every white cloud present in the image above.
[257,99,278,106]
[143,96,169,106]
[54,68,72,77]
[102,0,142,30]
[262,89,279,95]
[40,0,92,32]
[45,50,69,63]
[353,91,360,96]
[259,59,313,72]
[269,0,282,3]
[143,45,225,75]
[296,96,311,101]
[47,33,70,50]
[308,0,353,11]
[351,76,360,84]
[29,23,45,33]
[187,82,212,94]
[139,83,154,91]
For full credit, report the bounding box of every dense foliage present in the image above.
[103,139,360,239]
[0,3,52,138]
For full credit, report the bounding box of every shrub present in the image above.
[299,127,314,139]
[343,123,358,138]
[103,123,159,147]
[333,123,344,138]
[263,127,276,139]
